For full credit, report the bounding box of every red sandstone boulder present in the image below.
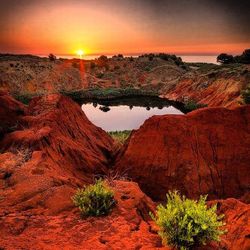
[114,105,250,201]
[0,94,114,215]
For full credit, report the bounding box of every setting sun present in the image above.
[76,49,84,57]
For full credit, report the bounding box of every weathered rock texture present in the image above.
[1,55,249,108]
[0,90,26,138]
[0,93,114,215]
[114,106,250,201]
[210,198,250,250]
[160,65,250,108]
[0,180,167,250]
[0,181,249,250]
[0,93,249,249]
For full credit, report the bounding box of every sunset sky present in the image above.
[0,0,249,56]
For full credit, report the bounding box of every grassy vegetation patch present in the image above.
[151,191,226,250]
[108,130,131,144]
[183,100,207,112]
[61,87,158,102]
[13,93,40,105]
[72,179,116,217]
[241,85,250,104]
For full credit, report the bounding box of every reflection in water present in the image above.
[82,102,183,131]
[99,106,110,112]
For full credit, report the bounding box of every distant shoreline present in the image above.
[38,54,219,64]
[0,53,219,64]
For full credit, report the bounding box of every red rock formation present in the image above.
[160,65,250,108]
[0,94,249,249]
[0,93,114,215]
[1,55,249,108]
[114,106,250,201]
[0,180,167,250]
[0,180,249,249]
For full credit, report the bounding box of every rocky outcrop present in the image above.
[0,93,114,215]
[160,65,250,108]
[114,105,250,201]
[0,180,165,250]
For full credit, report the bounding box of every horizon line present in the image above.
[1,52,224,57]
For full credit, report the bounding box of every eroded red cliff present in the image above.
[160,66,250,108]
[0,93,114,215]
[114,106,250,201]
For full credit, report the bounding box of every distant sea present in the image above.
[39,54,218,64]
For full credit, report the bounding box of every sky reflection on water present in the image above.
[82,103,183,131]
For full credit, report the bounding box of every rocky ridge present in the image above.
[0,55,249,108]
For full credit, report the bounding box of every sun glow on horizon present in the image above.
[76,49,85,58]
[0,1,249,55]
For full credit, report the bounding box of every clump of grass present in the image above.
[241,85,250,104]
[14,93,35,104]
[72,179,116,217]
[108,130,131,144]
[151,191,226,250]
[61,87,158,101]
[184,99,207,111]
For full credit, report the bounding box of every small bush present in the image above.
[242,86,250,104]
[72,179,115,217]
[184,100,207,111]
[108,130,131,144]
[151,191,226,250]
[217,49,250,64]
[217,53,234,64]
[48,53,56,61]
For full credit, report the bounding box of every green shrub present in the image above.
[72,179,115,217]
[217,53,234,64]
[151,191,226,250]
[184,100,207,111]
[242,86,250,104]
[15,94,33,104]
[108,130,131,144]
